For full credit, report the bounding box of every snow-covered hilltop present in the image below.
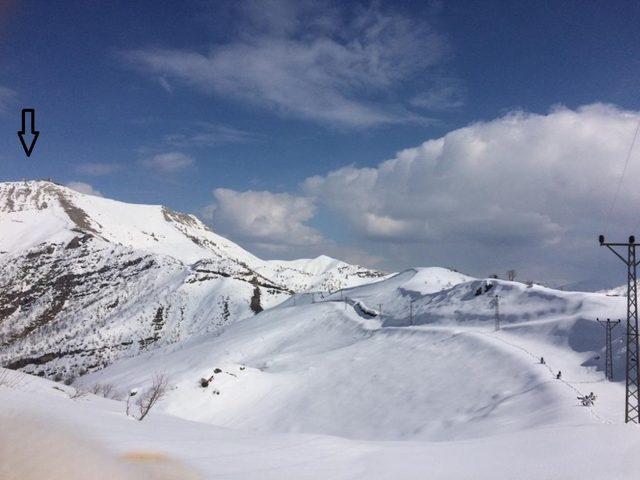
[86,267,627,443]
[0,180,385,380]
[261,255,387,292]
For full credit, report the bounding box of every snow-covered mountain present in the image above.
[2,182,636,479]
[260,255,386,292]
[0,180,385,380]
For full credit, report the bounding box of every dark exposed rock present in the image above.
[66,234,93,250]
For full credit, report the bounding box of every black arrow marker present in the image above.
[18,108,39,157]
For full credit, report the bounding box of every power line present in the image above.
[605,117,640,234]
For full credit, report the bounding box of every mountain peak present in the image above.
[0,180,73,213]
[0,180,253,265]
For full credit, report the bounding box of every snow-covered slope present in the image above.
[4,367,639,480]
[86,268,627,444]
[599,284,628,296]
[0,180,385,380]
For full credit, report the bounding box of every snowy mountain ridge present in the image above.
[0,180,386,380]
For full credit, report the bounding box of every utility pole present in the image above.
[492,294,501,331]
[409,300,414,326]
[599,234,640,423]
[378,304,383,317]
[597,318,620,381]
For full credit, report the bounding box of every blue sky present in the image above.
[1,1,639,288]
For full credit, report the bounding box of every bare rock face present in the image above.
[0,181,385,380]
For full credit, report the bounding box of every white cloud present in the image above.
[205,188,324,248]
[158,76,172,93]
[122,2,448,127]
[65,182,103,197]
[304,104,640,246]
[75,162,121,176]
[165,123,256,147]
[140,152,194,172]
[0,86,17,113]
[411,84,464,111]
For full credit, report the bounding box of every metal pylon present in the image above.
[599,235,640,423]
[597,318,620,381]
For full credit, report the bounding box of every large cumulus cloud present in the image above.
[304,104,640,255]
